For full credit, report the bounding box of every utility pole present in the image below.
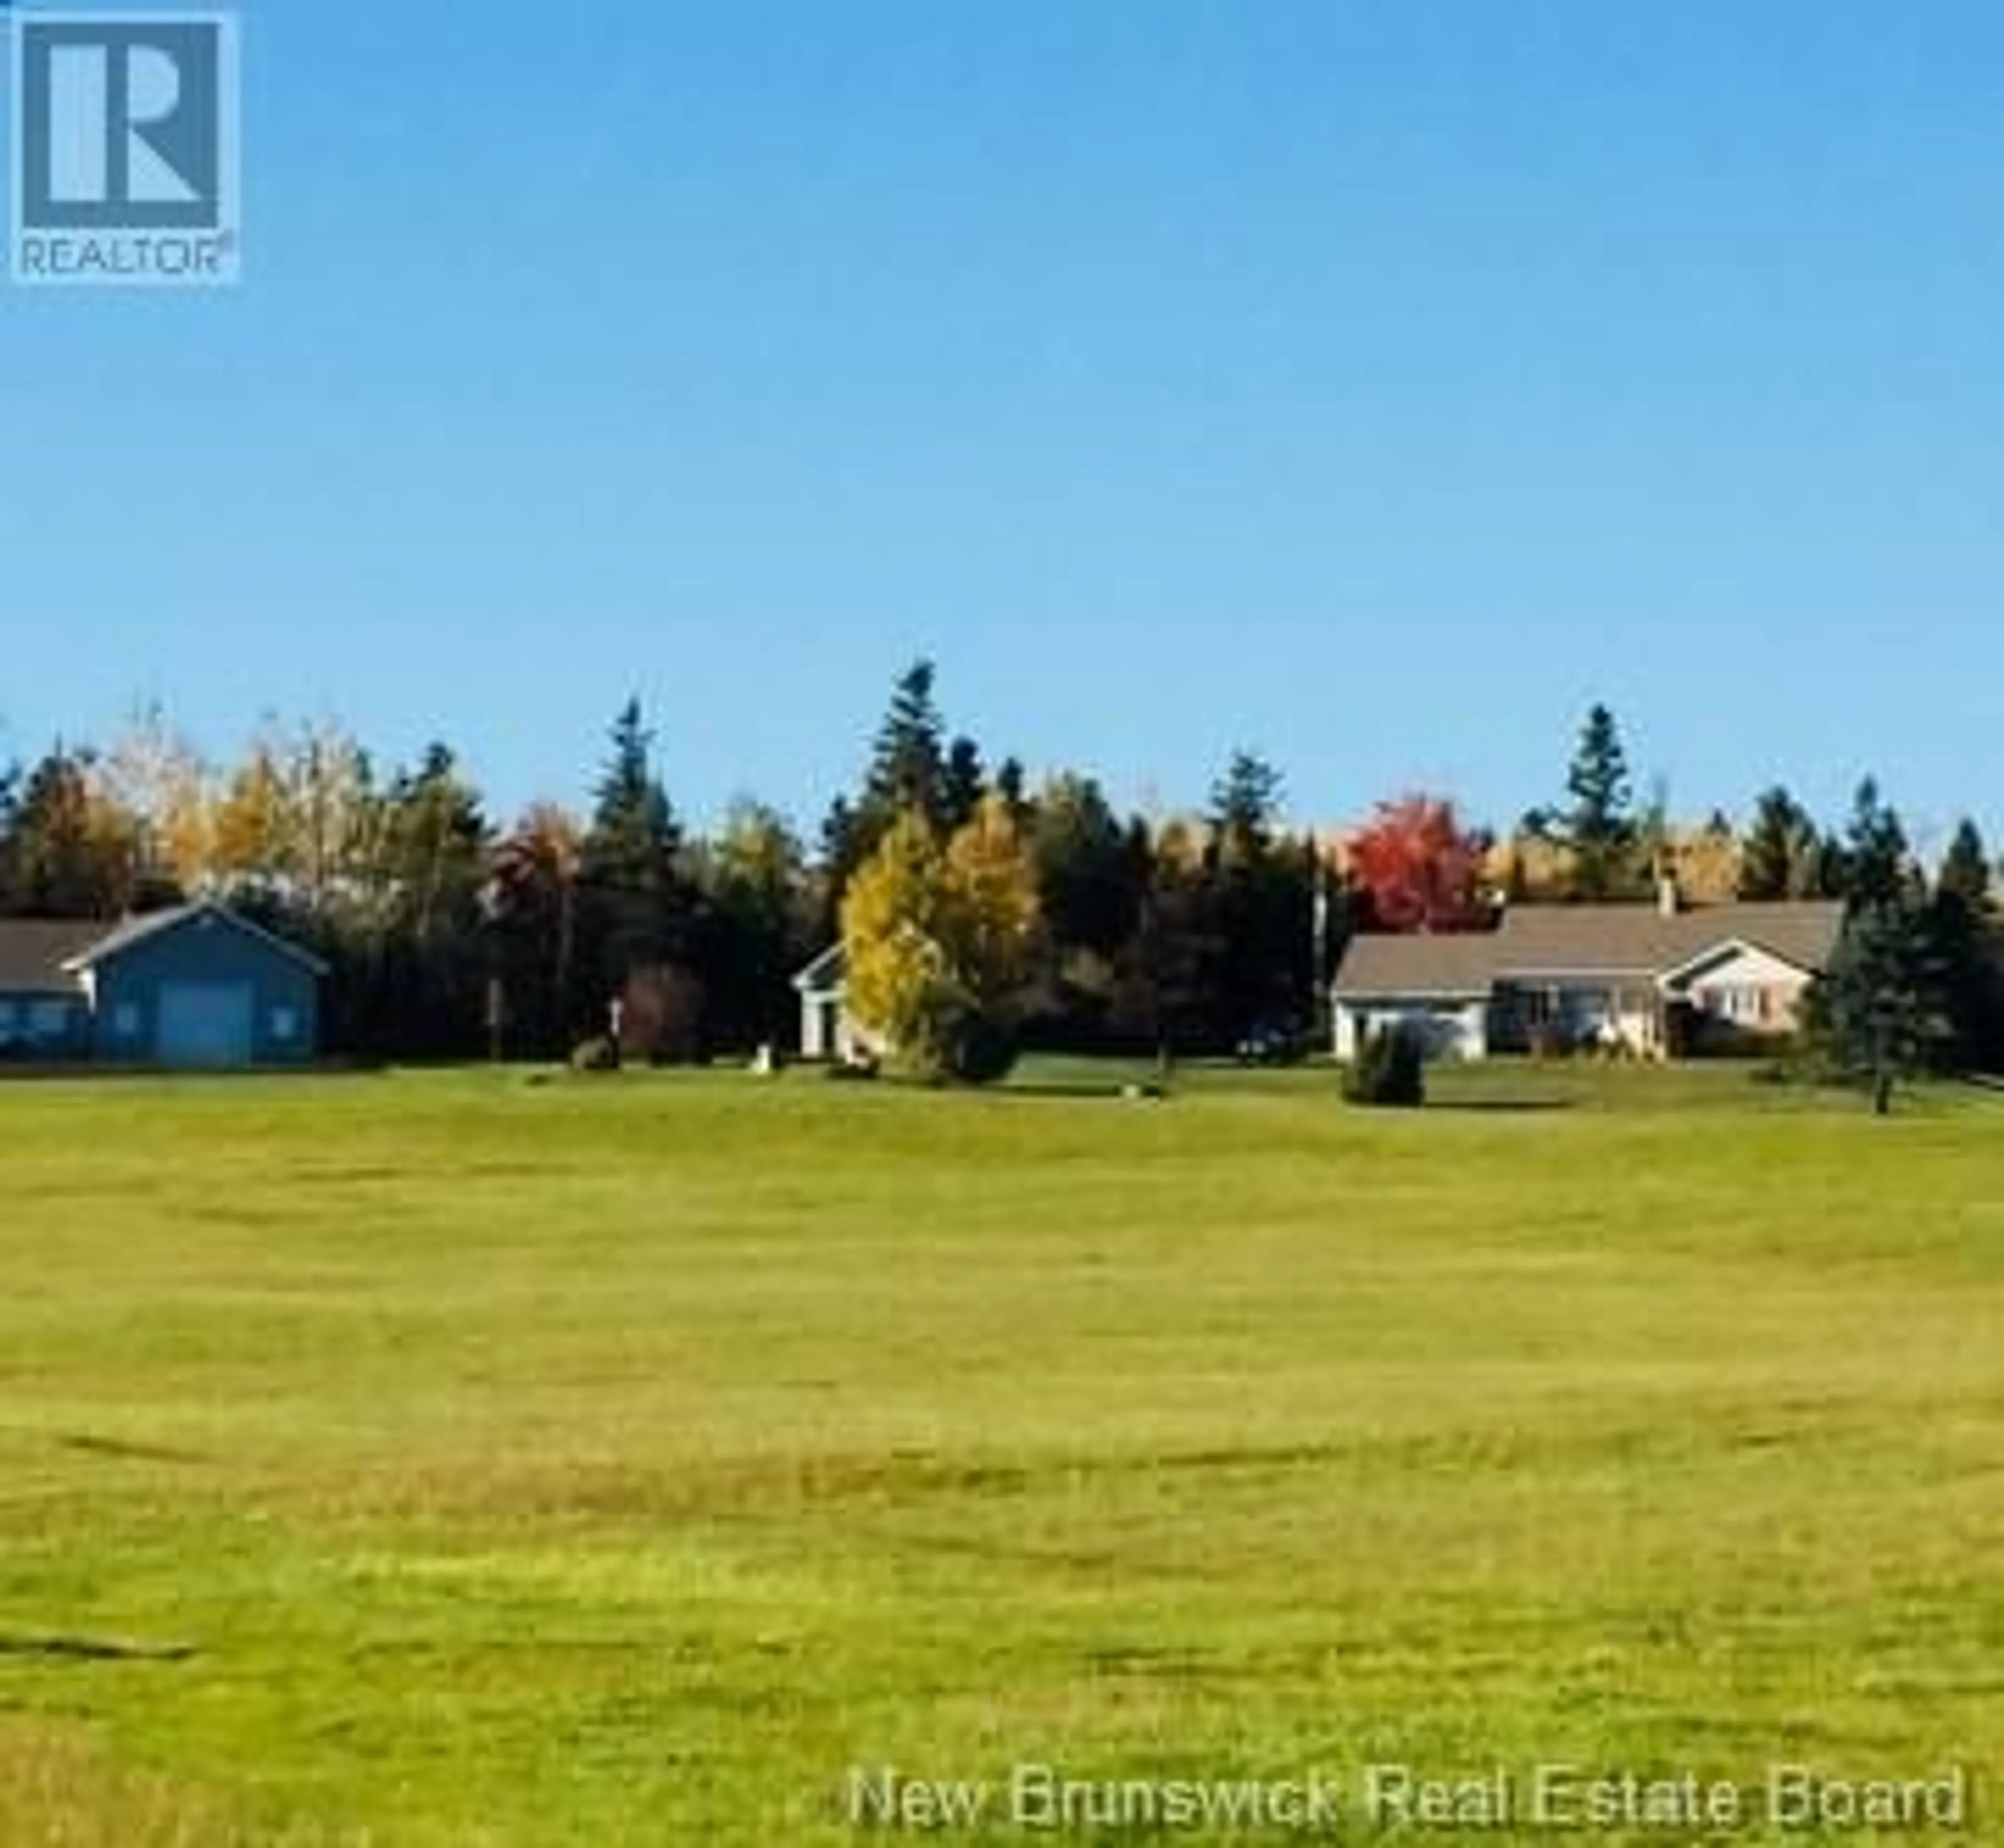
[1311,830,1331,1050]
[479,876,505,1066]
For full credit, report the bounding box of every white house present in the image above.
[1332,890,1845,1062]
[793,944,850,1060]
[1329,931,1498,1063]
[791,944,893,1063]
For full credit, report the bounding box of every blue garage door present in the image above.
[156,982,256,1068]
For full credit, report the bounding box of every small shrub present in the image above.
[569,1036,621,1074]
[1528,1022,1576,1061]
[620,964,706,1065]
[1343,1024,1426,1107]
[943,1010,1020,1087]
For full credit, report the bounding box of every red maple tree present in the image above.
[1346,794,1489,933]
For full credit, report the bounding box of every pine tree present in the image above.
[820,662,977,923]
[941,734,986,834]
[1799,901,1950,1112]
[374,744,492,1055]
[1560,704,1638,900]
[1109,824,1225,1075]
[1201,753,1313,1042]
[993,757,1031,827]
[1031,774,1144,961]
[1799,779,1948,1108]
[863,660,950,834]
[0,759,17,911]
[1739,786,1827,900]
[1931,818,2000,1071]
[6,747,135,918]
[1838,778,1914,911]
[1209,750,1284,864]
[579,700,694,1008]
[697,800,813,1051]
[1936,817,1992,912]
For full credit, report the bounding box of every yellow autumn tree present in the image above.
[210,733,302,892]
[841,797,1043,1080]
[97,704,214,894]
[940,793,1042,1015]
[840,810,958,1070]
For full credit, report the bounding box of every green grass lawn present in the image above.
[0,1062,1998,1844]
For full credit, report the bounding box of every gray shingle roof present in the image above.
[1331,932,1499,998]
[0,921,101,993]
[1333,901,1845,998]
[1494,900,1844,978]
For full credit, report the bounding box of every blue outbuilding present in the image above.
[0,902,325,1069]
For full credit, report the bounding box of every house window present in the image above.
[0,1000,14,1033]
[270,1006,297,1043]
[112,1004,141,1039]
[29,1000,70,1039]
[1711,985,1767,1025]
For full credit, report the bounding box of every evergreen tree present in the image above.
[863,660,950,834]
[1738,786,1829,900]
[0,758,20,910]
[385,745,489,945]
[1559,703,1638,899]
[696,799,814,1051]
[1799,779,1948,1108]
[1837,778,1914,911]
[492,802,584,1056]
[815,793,865,938]
[1209,750,1284,864]
[1799,901,1950,1112]
[5,747,134,917]
[1201,753,1313,1040]
[993,757,1031,828]
[941,735,986,835]
[819,661,981,927]
[1031,774,1144,962]
[1110,826,1221,1073]
[369,744,493,1057]
[1931,818,2001,1070]
[1935,817,1990,912]
[578,700,696,1014]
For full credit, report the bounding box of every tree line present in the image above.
[0,675,1996,1083]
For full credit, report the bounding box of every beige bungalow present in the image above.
[1333,888,1844,1062]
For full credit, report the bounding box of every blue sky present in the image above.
[2,2,2000,851]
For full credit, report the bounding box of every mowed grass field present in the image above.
[0,1062,1998,1845]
